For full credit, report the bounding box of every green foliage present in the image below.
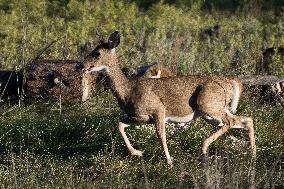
[0,0,283,73]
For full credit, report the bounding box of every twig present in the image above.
[29,39,60,65]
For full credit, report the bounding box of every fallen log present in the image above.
[239,75,284,86]
[256,46,284,74]
[239,75,284,107]
[0,59,82,102]
[25,59,82,101]
[0,60,283,104]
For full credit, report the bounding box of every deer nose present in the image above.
[82,66,93,73]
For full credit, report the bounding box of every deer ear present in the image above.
[108,31,120,49]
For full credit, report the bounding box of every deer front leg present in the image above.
[154,108,173,167]
[118,122,143,156]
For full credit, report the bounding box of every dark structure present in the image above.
[0,70,24,101]
[257,46,284,74]
[200,24,221,39]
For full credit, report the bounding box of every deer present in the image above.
[82,31,256,167]
[138,63,174,79]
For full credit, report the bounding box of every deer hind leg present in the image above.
[223,110,256,158]
[197,80,233,155]
[154,108,173,167]
[201,118,230,155]
[202,112,256,159]
[118,122,143,156]
[229,113,256,159]
[197,80,255,158]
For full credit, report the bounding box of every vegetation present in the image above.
[0,0,283,188]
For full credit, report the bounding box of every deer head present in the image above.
[81,31,120,101]
[82,31,120,75]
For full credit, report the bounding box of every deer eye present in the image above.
[90,51,100,59]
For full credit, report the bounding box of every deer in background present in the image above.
[82,31,256,167]
[121,63,174,79]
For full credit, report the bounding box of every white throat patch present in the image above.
[110,48,116,54]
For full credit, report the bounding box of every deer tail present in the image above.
[230,79,242,114]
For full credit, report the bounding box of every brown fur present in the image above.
[83,31,256,166]
[82,63,174,101]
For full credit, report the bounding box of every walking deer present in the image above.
[82,31,256,167]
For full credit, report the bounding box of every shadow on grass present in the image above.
[0,109,124,158]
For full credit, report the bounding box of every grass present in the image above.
[0,88,283,188]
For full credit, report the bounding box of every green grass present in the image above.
[0,89,283,188]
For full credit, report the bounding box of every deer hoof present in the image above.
[167,159,173,168]
[202,144,209,155]
[130,149,143,156]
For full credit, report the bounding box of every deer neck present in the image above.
[106,63,132,107]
